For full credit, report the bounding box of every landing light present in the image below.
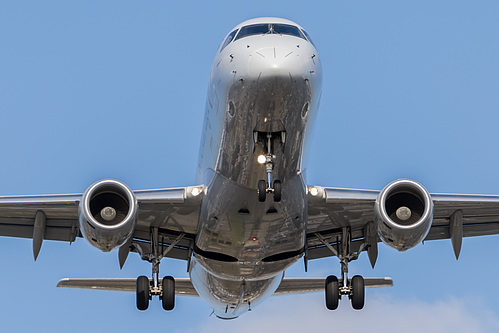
[257,155,267,164]
[309,187,319,196]
[191,187,202,197]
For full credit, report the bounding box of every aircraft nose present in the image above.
[248,47,303,79]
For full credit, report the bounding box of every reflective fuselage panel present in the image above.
[190,17,322,319]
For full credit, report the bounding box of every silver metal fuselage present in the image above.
[189,18,322,319]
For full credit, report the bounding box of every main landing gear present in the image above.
[316,228,368,310]
[135,229,184,311]
[257,133,282,203]
[325,274,364,310]
[136,275,175,311]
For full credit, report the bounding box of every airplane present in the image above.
[2,17,499,320]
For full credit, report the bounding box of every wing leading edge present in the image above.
[306,184,499,263]
[0,185,204,261]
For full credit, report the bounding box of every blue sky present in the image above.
[1,1,499,332]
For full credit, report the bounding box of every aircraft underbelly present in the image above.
[195,171,306,279]
[190,255,283,319]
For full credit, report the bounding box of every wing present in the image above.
[0,194,81,244]
[0,186,203,261]
[128,187,203,263]
[306,187,378,262]
[306,185,499,264]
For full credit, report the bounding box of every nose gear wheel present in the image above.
[258,180,267,202]
[273,180,281,202]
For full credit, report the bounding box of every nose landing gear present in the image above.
[258,179,282,203]
[257,133,282,202]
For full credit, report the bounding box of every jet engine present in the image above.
[79,179,138,252]
[374,179,433,251]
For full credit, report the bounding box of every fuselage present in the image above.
[189,17,323,319]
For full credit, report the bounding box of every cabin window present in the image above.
[220,29,238,52]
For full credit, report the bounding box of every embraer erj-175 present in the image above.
[2,17,499,319]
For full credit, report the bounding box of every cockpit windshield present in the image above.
[234,23,307,41]
[301,29,315,47]
[219,29,238,52]
[235,24,269,40]
[273,24,305,38]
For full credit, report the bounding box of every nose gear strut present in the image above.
[257,133,282,202]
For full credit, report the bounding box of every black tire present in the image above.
[162,276,175,311]
[325,275,339,310]
[136,276,150,311]
[273,180,282,202]
[258,180,267,202]
[351,275,365,310]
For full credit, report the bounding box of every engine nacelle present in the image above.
[374,179,433,251]
[79,179,138,252]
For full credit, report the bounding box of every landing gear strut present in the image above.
[135,228,184,311]
[316,228,368,310]
[257,133,282,202]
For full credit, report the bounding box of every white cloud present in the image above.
[183,293,499,333]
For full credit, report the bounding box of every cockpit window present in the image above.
[220,29,238,52]
[272,24,305,39]
[234,24,270,41]
[234,23,307,41]
[301,29,316,47]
